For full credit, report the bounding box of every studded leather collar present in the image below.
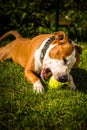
[40,36,55,63]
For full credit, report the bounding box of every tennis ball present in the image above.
[48,76,69,89]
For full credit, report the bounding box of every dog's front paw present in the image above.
[33,80,45,93]
[69,75,76,90]
[69,82,76,90]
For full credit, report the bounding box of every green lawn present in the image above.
[0,42,87,130]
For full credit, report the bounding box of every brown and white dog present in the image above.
[0,31,82,93]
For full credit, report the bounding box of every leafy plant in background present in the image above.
[0,0,54,37]
[59,0,87,41]
[0,0,87,40]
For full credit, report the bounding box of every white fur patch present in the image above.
[66,49,76,70]
[34,38,55,73]
[43,48,76,75]
[33,80,44,93]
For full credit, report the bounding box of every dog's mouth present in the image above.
[41,68,52,81]
[41,68,69,83]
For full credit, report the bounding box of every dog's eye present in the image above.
[63,58,68,65]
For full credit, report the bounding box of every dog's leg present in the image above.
[25,68,44,93]
[0,40,16,62]
[0,44,12,61]
[69,75,76,90]
[0,31,22,62]
[0,47,9,61]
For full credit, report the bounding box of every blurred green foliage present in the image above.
[0,0,87,40]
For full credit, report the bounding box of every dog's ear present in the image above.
[54,31,67,40]
[53,31,68,44]
[72,44,82,69]
[74,44,82,54]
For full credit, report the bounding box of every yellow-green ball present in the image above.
[48,76,69,89]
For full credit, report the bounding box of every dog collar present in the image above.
[40,36,55,63]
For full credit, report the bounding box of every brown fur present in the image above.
[0,31,82,91]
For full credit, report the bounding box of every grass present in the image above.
[0,42,87,130]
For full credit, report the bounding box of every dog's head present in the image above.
[41,31,82,82]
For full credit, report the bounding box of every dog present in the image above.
[0,31,82,93]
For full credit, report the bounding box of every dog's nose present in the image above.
[58,75,68,83]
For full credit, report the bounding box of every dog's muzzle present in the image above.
[41,68,68,83]
[54,73,68,83]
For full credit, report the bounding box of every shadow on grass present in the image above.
[71,68,87,92]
